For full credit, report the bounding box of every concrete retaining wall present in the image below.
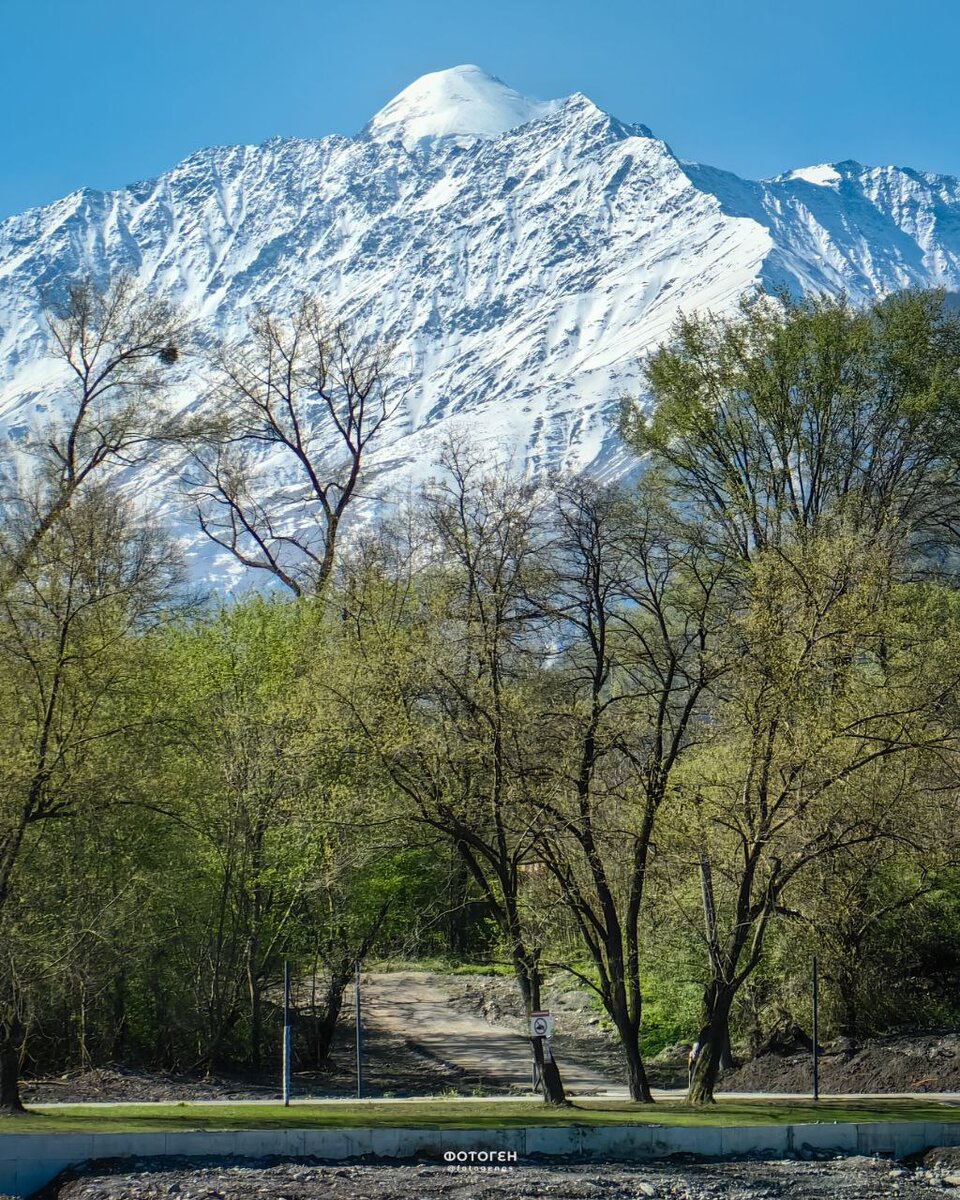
[1,1121,959,1198]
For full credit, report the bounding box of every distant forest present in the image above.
[2,281,960,1112]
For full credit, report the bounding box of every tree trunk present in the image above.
[445,858,471,956]
[718,1013,735,1071]
[513,950,567,1106]
[111,971,127,1062]
[531,1035,567,1106]
[619,1023,653,1103]
[247,935,262,1072]
[0,1018,25,1115]
[303,972,351,1069]
[687,985,734,1105]
[836,965,860,1039]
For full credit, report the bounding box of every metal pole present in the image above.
[355,959,363,1100]
[282,960,291,1107]
[812,955,819,1102]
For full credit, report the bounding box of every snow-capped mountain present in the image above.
[2,65,959,582]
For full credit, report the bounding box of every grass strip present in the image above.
[1,1097,958,1134]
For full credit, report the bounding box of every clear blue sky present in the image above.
[3,0,958,220]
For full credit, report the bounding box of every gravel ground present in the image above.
[41,1153,960,1199]
[443,972,686,1089]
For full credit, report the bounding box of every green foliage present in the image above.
[621,288,960,561]
[639,978,702,1057]
[5,285,960,1107]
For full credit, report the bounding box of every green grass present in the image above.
[365,957,514,977]
[447,963,514,977]
[1,1098,958,1135]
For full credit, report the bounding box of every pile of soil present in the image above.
[722,1034,960,1095]
[43,1154,955,1199]
[21,1065,273,1104]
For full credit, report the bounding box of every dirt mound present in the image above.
[723,1033,960,1094]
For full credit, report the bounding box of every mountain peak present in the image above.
[781,164,843,188]
[363,65,561,149]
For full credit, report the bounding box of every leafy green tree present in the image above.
[663,536,957,1102]
[620,289,960,1103]
[621,289,960,566]
[0,489,181,1111]
[155,596,401,1071]
[772,849,956,1041]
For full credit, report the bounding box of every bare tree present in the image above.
[187,298,397,596]
[2,274,187,587]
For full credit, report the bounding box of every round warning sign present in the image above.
[530,1013,554,1038]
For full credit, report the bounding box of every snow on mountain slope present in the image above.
[684,158,960,295]
[1,65,959,584]
[364,64,562,148]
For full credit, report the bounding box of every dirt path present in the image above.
[361,971,621,1095]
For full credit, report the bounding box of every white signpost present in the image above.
[530,1011,555,1080]
[530,1012,554,1038]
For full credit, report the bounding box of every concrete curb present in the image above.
[2,1120,959,1197]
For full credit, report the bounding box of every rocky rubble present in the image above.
[42,1155,958,1200]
